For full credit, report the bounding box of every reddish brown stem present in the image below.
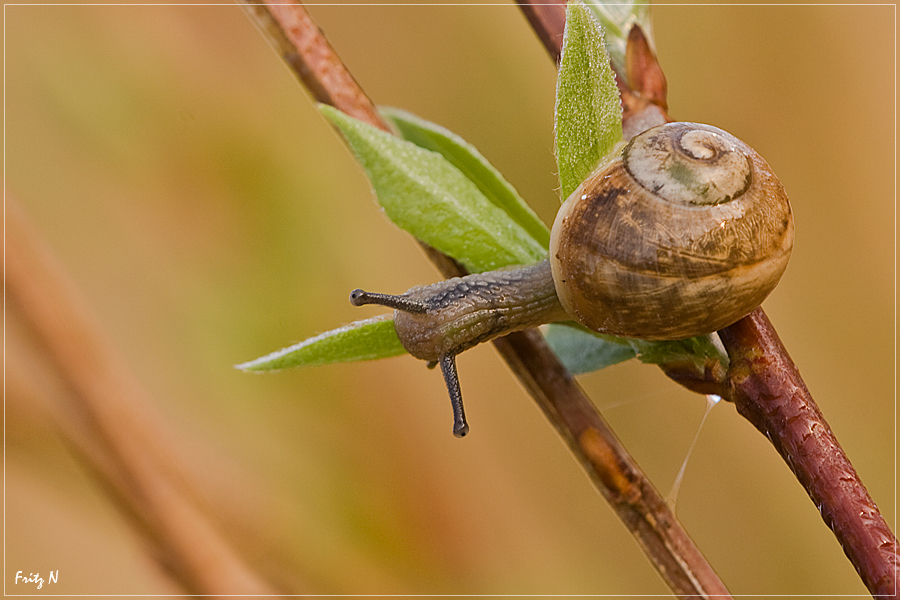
[518,2,899,597]
[242,0,389,133]
[515,0,567,64]
[719,310,899,598]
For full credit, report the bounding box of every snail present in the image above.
[350,122,794,437]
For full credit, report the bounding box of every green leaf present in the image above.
[585,0,653,80]
[321,105,546,273]
[544,321,728,376]
[382,107,551,249]
[543,322,636,374]
[629,335,728,371]
[555,0,624,200]
[235,315,406,371]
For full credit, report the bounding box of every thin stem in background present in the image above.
[516,1,899,597]
[5,197,280,596]
[241,0,732,597]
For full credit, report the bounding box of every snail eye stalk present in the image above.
[439,353,469,437]
[349,288,428,314]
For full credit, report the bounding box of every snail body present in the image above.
[351,122,794,436]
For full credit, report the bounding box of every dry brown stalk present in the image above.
[240,0,735,596]
[5,197,281,597]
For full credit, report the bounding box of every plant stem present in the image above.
[518,2,898,596]
[515,0,567,63]
[492,330,731,597]
[719,310,899,598]
[241,0,388,133]
[5,198,279,596]
[241,1,733,596]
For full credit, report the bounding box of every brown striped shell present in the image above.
[549,122,794,340]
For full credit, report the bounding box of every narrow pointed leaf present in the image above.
[236,315,405,372]
[321,104,546,273]
[555,0,624,199]
[382,107,551,249]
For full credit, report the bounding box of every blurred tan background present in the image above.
[5,2,894,596]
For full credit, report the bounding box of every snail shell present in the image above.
[549,122,794,340]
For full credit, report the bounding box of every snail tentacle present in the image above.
[439,354,469,437]
[349,288,429,314]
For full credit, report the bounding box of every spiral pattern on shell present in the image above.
[549,122,794,340]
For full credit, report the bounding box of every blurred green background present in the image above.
[5,2,894,596]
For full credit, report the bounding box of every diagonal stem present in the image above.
[240,1,732,596]
[719,310,899,598]
[240,0,388,133]
[517,2,898,597]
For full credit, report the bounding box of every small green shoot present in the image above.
[555,0,624,199]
